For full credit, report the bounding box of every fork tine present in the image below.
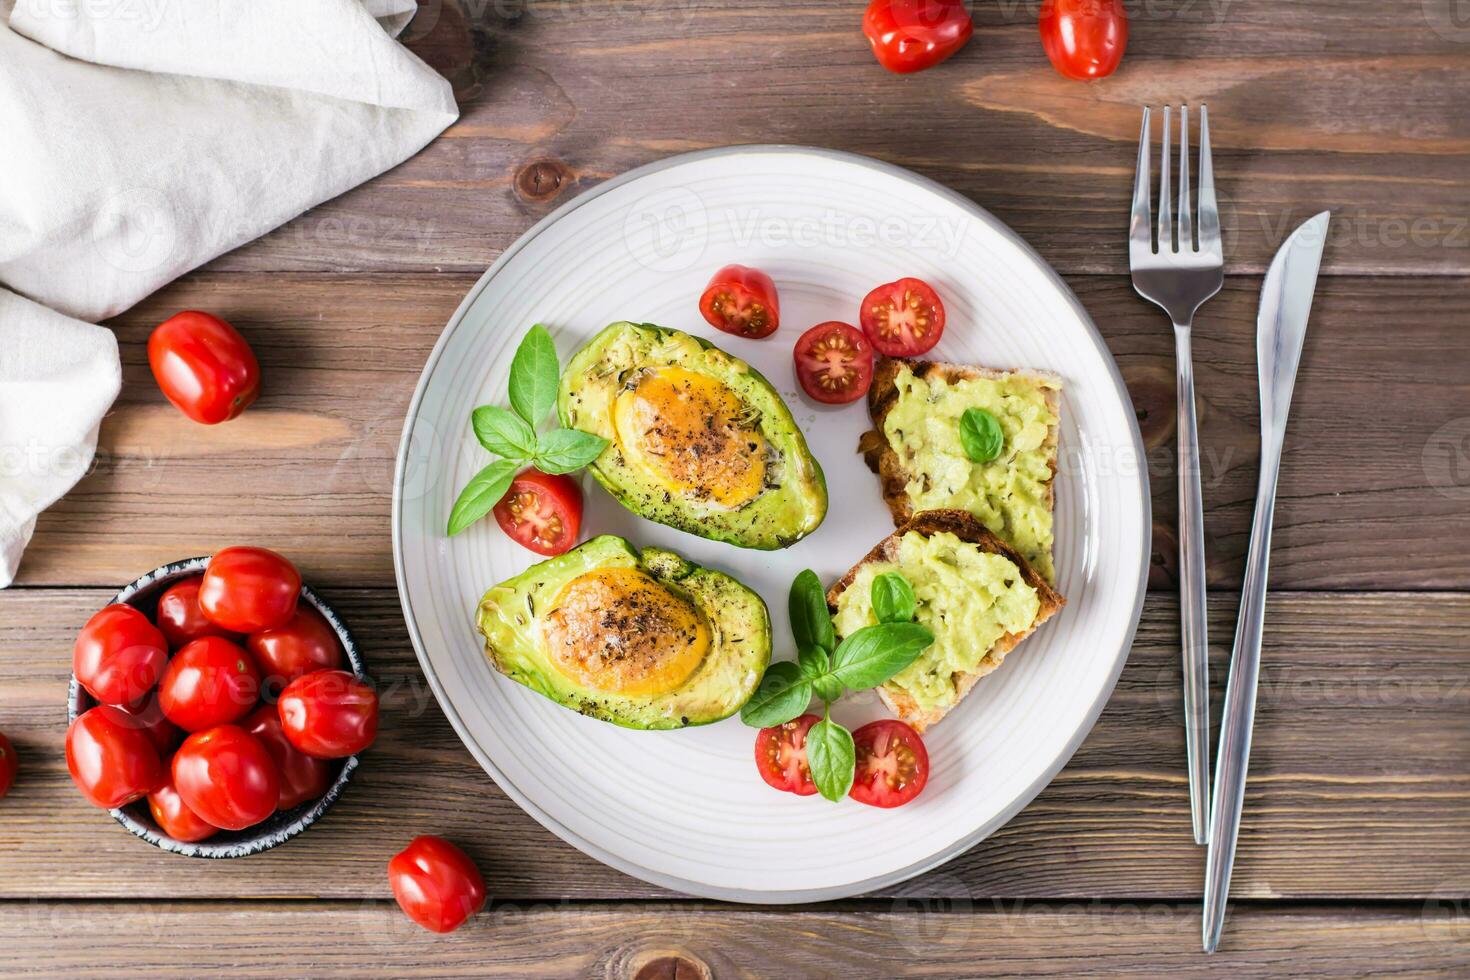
[1178,105,1193,252]
[1130,107,1153,254]
[1158,106,1173,252]
[1197,103,1221,254]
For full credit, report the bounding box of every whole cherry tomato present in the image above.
[199,547,301,633]
[244,704,330,810]
[1039,0,1128,81]
[859,276,946,357]
[148,311,260,425]
[147,778,219,843]
[699,264,780,338]
[793,321,875,405]
[157,636,262,732]
[491,468,584,557]
[247,606,344,693]
[0,731,16,800]
[862,0,973,74]
[171,725,280,831]
[155,576,238,650]
[388,835,488,933]
[117,693,183,756]
[278,670,379,759]
[73,604,168,707]
[65,705,165,809]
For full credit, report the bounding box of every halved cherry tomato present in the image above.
[849,719,929,808]
[794,321,875,405]
[388,835,488,934]
[65,705,166,809]
[157,636,262,732]
[860,277,946,357]
[755,713,820,796]
[117,693,183,756]
[244,703,330,810]
[148,311,261,425]
[199,547,301,633]
[862,0,973,74]
[247,606,344,694]
[278,670,379,759]
[699,264,780,339]
[155,576,238,650]
[73,604,168,707]
[171,725,280,831]
[0,731,16,800]
[492,469,583,557]
[147,778,219,843]
[1039,0,1128,81]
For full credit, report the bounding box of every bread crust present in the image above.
[825,509,1065,732]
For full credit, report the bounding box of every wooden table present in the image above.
[4,1,1469,975]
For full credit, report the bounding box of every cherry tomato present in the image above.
[65,705,165,809]
[754,714,820,796]
[157,636,262,732]
[117,693,183,756]
[244,704,330,810]
[199,546,301,633]
[862,0,973,74]
[860,277,946,357]
[171,725,280,831]
[793,321,875,405]
[491,469,584,557]
[388,835,488,933]
[1039,0,1128,81]
[247,606,344,694]
[147,311,260,425]
[147,778,219,843]
[0,731,16,800]
[849,720,929,808]
[73,604,168,707]
[698,264,780,339]
[155,576,238,650]
[278,670,379,759]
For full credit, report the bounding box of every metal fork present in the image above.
[1129,104,1223,846]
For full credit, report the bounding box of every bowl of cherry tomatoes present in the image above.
[65,547,378,857]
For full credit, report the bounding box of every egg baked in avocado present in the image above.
[558,322,827,550]
[476,535,771,729]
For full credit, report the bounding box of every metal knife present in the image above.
[1202,211,1330,953]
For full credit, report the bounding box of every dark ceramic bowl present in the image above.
[66,556,363,858]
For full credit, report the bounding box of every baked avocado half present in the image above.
[475,535,771,729]
[558,322,827,550]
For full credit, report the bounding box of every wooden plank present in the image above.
[180,0,1470,278]
[2,589,1466,901]
[15,272,1470,590]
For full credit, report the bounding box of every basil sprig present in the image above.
[959,406,1005,463]
[447,325,609,536]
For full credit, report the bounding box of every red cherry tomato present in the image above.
[859,277,946,357]
[388,835,488,933]
[0,731,16,800]
[65,705,165,809]
[199,546,301,633]
[73,604,168,706]
[698,264,780,339]
[244,704,330,810]
[754,713,820,796]
[862,0,973,74]
[278,670,379,759]
[793,321,875,405]
[247,606,344,693]
[1039,0,1128,81]
[147,311,260,425]
[155,576,238,650]
[147,778,219,843]
[491,469,584,557]
[849,719,929,808]
[157,636,262,732]
[116,693,183,756]
[171,725,280,831]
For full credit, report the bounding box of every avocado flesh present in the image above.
[476,535,771,730]
[558,322,827,550]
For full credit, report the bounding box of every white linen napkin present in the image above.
[0,0,458,586]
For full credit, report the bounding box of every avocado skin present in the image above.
[557,322,828,550]
[475,535,771,730]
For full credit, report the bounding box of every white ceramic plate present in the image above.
[393,146,1149,903]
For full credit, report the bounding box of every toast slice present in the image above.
[858,356,1062,582]
[826,509,1065,732]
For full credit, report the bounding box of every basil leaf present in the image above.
[739,661,812,728]
[812,673,844,705]
[446,458,520,536]
[534,427,609,475]
[471,405,537,459]
[828,622,934,692]
[959,407,1005,463]
[870,571,916,624]
[508,325,560,426]
[797,644,829,679]
[789,569,835,654]
[806,711,855,802]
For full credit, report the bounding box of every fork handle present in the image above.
[1174,322,1211,846]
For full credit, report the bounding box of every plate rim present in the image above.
[391,143,1152,903]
